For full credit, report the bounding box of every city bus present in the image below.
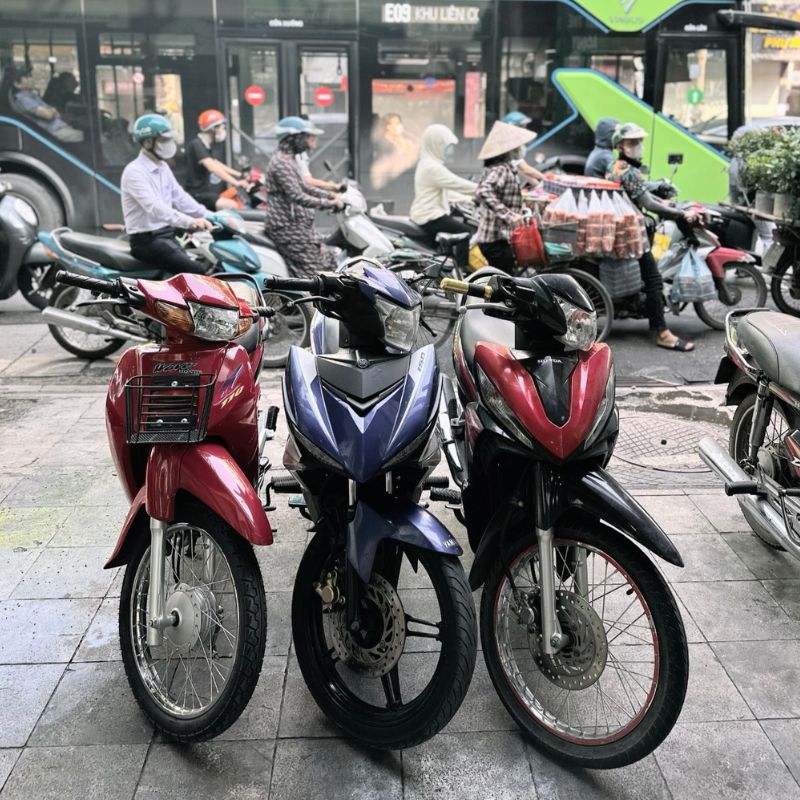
[0,0,797,231]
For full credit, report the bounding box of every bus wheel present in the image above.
[2,173,64,230]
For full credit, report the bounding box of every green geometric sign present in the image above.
[687,87,705,105]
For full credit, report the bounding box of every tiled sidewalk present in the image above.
[0,382,799,799]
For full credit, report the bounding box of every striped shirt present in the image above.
[474,162,524,243]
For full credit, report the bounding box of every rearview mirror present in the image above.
[668,153,684,165]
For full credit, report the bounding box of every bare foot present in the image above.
[655,330,694,352]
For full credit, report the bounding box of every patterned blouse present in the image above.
[264,143,337,230]
[474,162,524,244]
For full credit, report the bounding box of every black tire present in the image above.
[481,523,688,769]
[47,284,125,359]
[292,532,477,750]
[262,291,312,368]
[770,259,800,317]
[2,173,64,229]
[119,504,266,741]
[694,263,767,331]
[563,268,614,342]
[18,263,57,309]
[729,392,790,550]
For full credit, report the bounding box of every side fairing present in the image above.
[284,345,440,482]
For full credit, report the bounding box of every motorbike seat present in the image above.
[59,232,155,272]
[458,299,516,371]
[436,232,471,248]
[738,311,800,396]
[370,212,432,242]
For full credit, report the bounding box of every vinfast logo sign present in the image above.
[553,0,733,32]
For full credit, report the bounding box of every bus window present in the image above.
[589,55,644,98]
[661,47,728,142]
[0,27,85,144]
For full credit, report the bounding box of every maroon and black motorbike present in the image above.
[435,270,689,769]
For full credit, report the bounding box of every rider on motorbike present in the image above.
[185,109,247,211]
[263,116,344,277]
[607,122,699,352]
[120,113,213,275]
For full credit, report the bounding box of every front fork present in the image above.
[747,379,774,469]
[147,518,169,648]
[536,527,570,656]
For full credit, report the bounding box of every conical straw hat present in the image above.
[478,121,537,161]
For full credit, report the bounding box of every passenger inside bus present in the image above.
[6,64,83,143]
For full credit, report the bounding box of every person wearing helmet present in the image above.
[263,116,344,277]
[607,122,699,352]
[121,113,213,274]
[185,110,246,210]
[473,121,537,272]
[501,111,544,187]
[295,114,343,193]
[409,124,477,267]
[584,117,618,179]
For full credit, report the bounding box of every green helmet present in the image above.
[132,113,175,143]
[612,122,648,149]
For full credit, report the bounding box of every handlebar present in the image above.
[440,278,494,300]
[55,270,123,297]
[263,275,322,293]
[249,306,275,318]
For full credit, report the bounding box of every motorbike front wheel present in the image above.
[292,531,477,750]
[261,291,312,368]
[47,285,126,360]
[694,262,767,330]
[119,505,267,741]
[481,522,688,769]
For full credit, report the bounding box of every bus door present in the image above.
[653,33,742,148]
[223,41,352,182]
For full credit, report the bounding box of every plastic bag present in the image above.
[669,246,716,304]
[575,192,589,255]
[543,189,579,226]
[511,217,546,269]
[585,191,604,255]
[600,192,617,255]
[599,257,643,300]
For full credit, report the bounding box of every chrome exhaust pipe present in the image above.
[41,307,148,342]
[697,436,798,556]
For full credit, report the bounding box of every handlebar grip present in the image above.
[55,270,120,296]
[249,306,276,318]
[440,278,494,300]
[262,275,319,293]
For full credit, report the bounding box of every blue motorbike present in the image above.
[264,259,476,750]
[39,211,309,366]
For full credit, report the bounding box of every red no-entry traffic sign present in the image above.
[314,86,334,107]
[244,85,266,106]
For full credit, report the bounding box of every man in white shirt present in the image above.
[121,113,212,274]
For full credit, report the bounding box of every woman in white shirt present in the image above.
[409,124,477,266]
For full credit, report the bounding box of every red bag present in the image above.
[511,218,546,269]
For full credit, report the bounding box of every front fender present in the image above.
[105,442,271,569]
[347,500,462,583]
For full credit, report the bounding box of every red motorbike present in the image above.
[436,272,688,768]
[55,269,276,741]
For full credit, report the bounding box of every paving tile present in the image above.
[403,731,530,800]
[0,748,21,791]
[664,534,754,583]
[2,744,147,800]
[655,721,800,800]
[680,643,752,723]
[106,566,124,598]
[73,597,121,662]
[636,494,716,534]
[277,653,341,739]
[48,506,128,548]
[713,640,800,719]
[217,655,286,741]
[673,580,800,642]
[761,579,800,619]
[135,741,273,800]
[255,542,306,593]
[675,593,705,643]
[29,662,152,746]
[0,474,23,504]
[0,664,65,747]
[0,507,71,548]
[11,546,115,599]
[762,719,800,784]
[0,598,100,663]
[266,502,313,543]
[688,492,752,532]
[443,657,515,733]
[271,738,401,800]
[2,468,122,508]
[722,532,799,580]
[266,592,292,656]
[528,749,669,800]
[0,548,40,601]
[37,421,113,468]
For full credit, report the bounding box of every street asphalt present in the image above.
[0,294,799,799]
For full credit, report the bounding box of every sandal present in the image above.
[657,337,694,352]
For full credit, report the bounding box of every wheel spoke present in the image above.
[381,667,403,709]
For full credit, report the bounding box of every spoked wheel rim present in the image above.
[732,400,790,468]
[52,287,119,354]
[130,524,241,719]
[698,264,766,327]
[772,263,800,315]
[494,539,659,745]
[263,292,308,356]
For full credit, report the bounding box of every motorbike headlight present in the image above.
[585,364,616,447]
[476,365,532,447]
[375,295,421,353]
[188,302,248,341]
[556,298,597,352]
[13,197,38,227]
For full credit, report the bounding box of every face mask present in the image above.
[627,142,644,161]
[154,139,178,160]
[515,146,526,160]
[443,144,455,162]
[214,127,227,143]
